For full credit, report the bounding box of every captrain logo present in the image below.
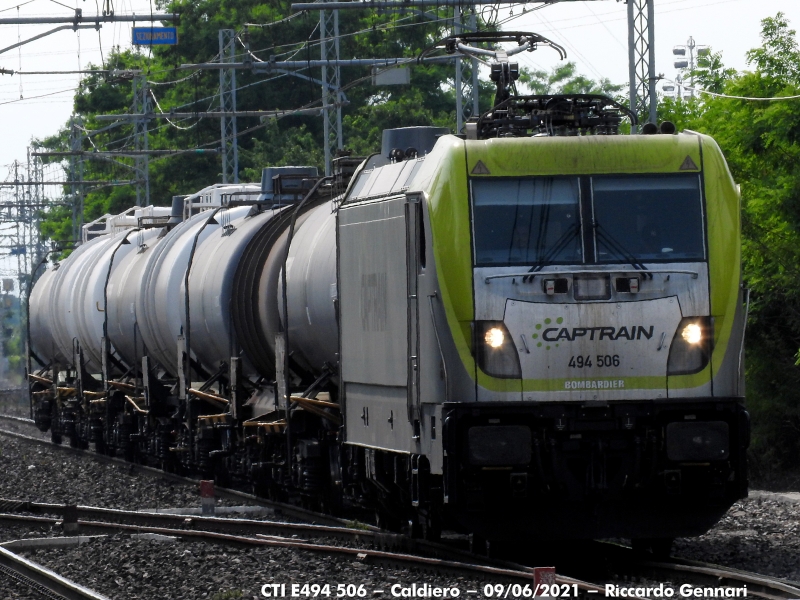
[531,317,654,350]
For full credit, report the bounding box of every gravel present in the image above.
[2,395,800,594]
[673,494,800,582]
[0,392,31,419]
[0,521,63,542]
[0,569,51,600]
[20,535,492,600]
[0,422,252,511]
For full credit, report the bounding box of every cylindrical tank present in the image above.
[29,208,173,371]
[73,230,140,371]
[137,210,232,376]
[279,203,339,376]
[29,180,345,387]
[44,237,110,368]
[29,266,65,366]
[181,204,262,375]
[106,227,168,367]
[231,201,321,378]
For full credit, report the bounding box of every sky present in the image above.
[0,0,797,181]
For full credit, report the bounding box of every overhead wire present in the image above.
[0,3,536,176]
[583,2,626,52]
[0,86,74,106]
[173,54,428,156]
[0,0,36,13]
[244,12,305,29]
[86,7,457,155]
[94,0,105,68]
[534,10,605,82]
[149,88,200,130]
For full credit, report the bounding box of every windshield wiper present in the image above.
[521,223,582,282]
[594,222,653,279]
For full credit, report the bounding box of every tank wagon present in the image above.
[27,95,748,550]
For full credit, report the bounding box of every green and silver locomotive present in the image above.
[28,95,747,548]
[338,98,747,544]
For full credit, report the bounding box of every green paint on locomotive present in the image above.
[421,132,741,396]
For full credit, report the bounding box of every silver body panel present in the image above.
[136,212,217,375]
[74,231,139,370]
[338,192,446,471]
[183,205,257,374]
[29,268,63,365]
[107,228,166,367]
[280,203,339,375]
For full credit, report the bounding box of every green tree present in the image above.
[519,62,623,96]
[35,1,625,249]
[693,50,738,94]
[660,13,800,479]
[36,0,464,240]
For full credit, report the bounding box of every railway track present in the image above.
[0,416,358,528]
[3,413,800,600]
[595,541,800,600]
[0,544,109,600]
[0,504,598,592]
[2,504,799,600]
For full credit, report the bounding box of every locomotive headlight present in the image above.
[681,323,703,344]
[668,317,713,376]
[474,321,521,379]
[485,327,505,348]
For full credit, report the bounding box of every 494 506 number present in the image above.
[568,355,620,368]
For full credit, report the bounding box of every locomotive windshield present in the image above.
[592,174,705,263]
[471,173,705,266]
[471,177,582,266]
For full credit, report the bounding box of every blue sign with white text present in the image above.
[132,27,178,46]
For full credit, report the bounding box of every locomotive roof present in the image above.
[346,130,722,205]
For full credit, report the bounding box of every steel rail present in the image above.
[0,512,600,592]
[596,541,800,600]
[0,501,519,571]
[0,545,110,600]
[0,502,374,546]
[0,414,34,424]
[4,508,798,600]
[0,496,598,583]
[8,415,795,598]
[0,420,360,528]
[635,559,800,600]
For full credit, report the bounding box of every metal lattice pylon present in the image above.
[26,148,45,269]
[627,0,657,132]
[219,29,239,184]
[133,74,151,205]
[320,3,343,176]
[455,6,480,133]
[69,116,84,241]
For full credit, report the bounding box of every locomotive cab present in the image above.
[337,122,748,543]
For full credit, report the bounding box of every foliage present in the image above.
[519,62,623,97]
[693,50,738,94]
[660,13,800,475]
[36,0,465,241]
[1,295,24,384]
[34,2,624,244]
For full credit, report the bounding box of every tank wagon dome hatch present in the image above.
[259,166,319,206]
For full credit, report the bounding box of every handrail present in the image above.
[483,268,700,283]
